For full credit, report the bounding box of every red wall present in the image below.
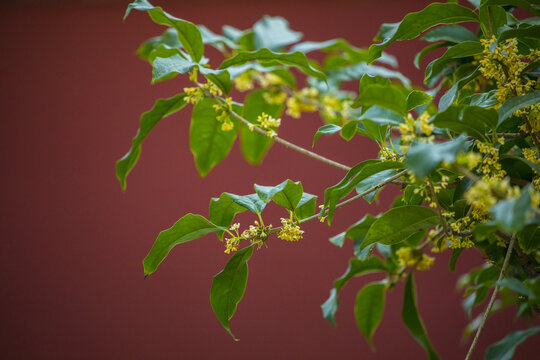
[1,1,537,359]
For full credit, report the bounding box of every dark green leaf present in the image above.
[116,94,187,190]
[431,105,497,139]
[210,245,254,340]
[361,206,439,250]
[152,54,195,82]
[313,124,342,146]
[355,282,386,346]
[407,90,433,111]
[225,193,266,214]
[359,119,388,143]
[254,179,303,211]
[143,214,224,276]
[209,193,248,240]
[125,0,204,62]
[449,248,464,271]
[500,154,540,175]
[359,106,405,126]
[422,25,477,43]
[334,257,386,290]
[402,273,441,360]
[490,186,532,233]
[425,41,482,84]
[199,67,233,95]
[414,42,449,69]
[356,169,397,203]
[189,98,238,177]
[219,48,326,80]
[517,224,540,254]
[481,0,540,16]
[406,135,468,178]
[498,90,540,126]
[352,84,408,116]
[439,66,481,111]
[295,193,317,220]
[253,16,302,50]
[321,288,339,327]
[497,278,535,298]
[368,3,478,63]
[359,74,391,90]
[484,327,540,360]
[498,24,540,43]
[241,89,283,164]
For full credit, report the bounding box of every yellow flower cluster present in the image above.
[321,94,350,122]
[465,178,520,220]
[447,234,474,249]
[477,140,506,179]
[523,148,540,165]
[263,90,287,105]
[223,221,270,254]
[379,146,403,162]
[399,112,433,152]
[259,73,284,88]
[233,71,255,92]
[457,151,482,170]
[184,86,204,105]
[247,112,281,137]
[277,218,304,242]
[213,97,234,131]
[479,37,539,104]
[286,87,319,118]
[396,247,435,271]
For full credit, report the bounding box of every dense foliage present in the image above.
[118,0,540,358]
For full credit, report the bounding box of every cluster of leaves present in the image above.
[118,0,540,358]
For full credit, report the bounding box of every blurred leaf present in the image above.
[406,135,468,178]
[490,186,531,233]
[253,16,302,50]
[355,282,386,346]
[484,327,540,360]
[321,288,339,327]
[422,25,477,42]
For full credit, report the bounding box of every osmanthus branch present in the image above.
[265,169,409,234]
[427,177,451,238]
[464,235,516,360]
[196,83,352,172]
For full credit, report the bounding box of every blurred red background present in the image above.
[1,0,538,359]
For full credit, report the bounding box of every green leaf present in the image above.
[291,39,369,62]
[189,98,238,177]
[497,278,535,298]
[425,41,483,84]
[406,90,433,111]
[406,135,468,178]
[439,66,481,110]
[125,0,204,62]
[361,206,439,250]
[358,119,388,143]
[431,105,497,139]
[352,84,408,116]
[517,223,540,254]
[498,90,540,125]
[219,48,326,80]
[368,3,478,63]
[355,282,386,346]
[490,186,532,233]
[422,24,477,43]
[498,24,540,43]
[313,124,342,146]
[295,193,318,220]
[152,54,195,82]
[324,161,404,224]
[253,16,302,50]
[414,42,449,69]
[241,89,283,164]
[356,169,397,203]
[198,24,238,51]
[449,248,464,271]
[359,74,391,90]
[334,257,386,290]
[199,67,233,95]
[143,214,224,276]
[225,193,266,214]
[210,245,254,340]
[484,327,540,360]
[481,0,540,16]
[359,106,405,126]
[116,94,187,190]
[209,193,248,240]
[345,215,378,257]
[321,288,339,327]
[254,179,303,211]
[402,273,441,360]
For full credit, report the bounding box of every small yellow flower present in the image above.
[278,218,304,242]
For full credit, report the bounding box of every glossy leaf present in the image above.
[189,98,238,177]
[498,90,540,125]
[439,66,481,110]
[368,3,478,63]
[402,273,441,360]
[355,282,386,346]
[359,106,405,126]
[219,48,326,80]
[497,278,535,298]
[422,24,477,43]
[406,90,433,111]
[125,0,204,62]
[241,90,283,164]
[116,94,187,190]
[225,193,266,214]
[517,224,540,254]
[313,124,342,146]
[481,0,540,16]
[352,84,408,116]
[484,327,540,360]
[209,193,248,240]
[143,214,224,276]
[254,179,303,211]
[361,206,439,250]
[424,41,482,84]
[498,24,540,43]
[406,135,468,178]
[356,169,397,203]
[334,257,386,290]
[253,16,302,50]
[321,288,339,327]
[152,54,195,82]
[431,105,497,139]
[210,245,254,340]
[295,193,318,220]
[199,67,233,95]
[414,42,449,69]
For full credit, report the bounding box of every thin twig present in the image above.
[464,235,516,360]
[196,83,352,172]
[427,177,451,238]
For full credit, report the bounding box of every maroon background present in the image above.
[1,1,538,359]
